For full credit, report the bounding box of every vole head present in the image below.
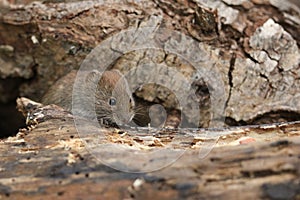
[86,70,135,127]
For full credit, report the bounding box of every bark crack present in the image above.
[224,52,236,109]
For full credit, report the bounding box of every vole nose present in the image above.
[115,112,135,125]
[123,113,135,124]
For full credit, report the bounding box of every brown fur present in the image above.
[42,70,135,126]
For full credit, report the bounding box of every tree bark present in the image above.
[0,97,299,199]
[1,0,300,199]
[1,0,300,127]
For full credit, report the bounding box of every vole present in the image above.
[42,70,135,127]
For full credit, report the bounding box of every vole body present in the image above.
[42,70,135,126]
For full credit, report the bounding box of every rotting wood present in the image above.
[0,97,299,199]
[1,0,300,128]
[0,0,300,198]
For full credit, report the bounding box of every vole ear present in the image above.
[85,70,101,86]
[110,69,124,77]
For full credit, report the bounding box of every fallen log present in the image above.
[0,97,299,199]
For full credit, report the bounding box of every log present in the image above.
[1,0,300,128]
[0,97,299,199]
[1,0,300,199]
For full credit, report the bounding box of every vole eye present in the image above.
[109,97,117,106]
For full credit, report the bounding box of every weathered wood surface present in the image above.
[1,0,300,199]
[0,97,299,199]
[1,0,300,129]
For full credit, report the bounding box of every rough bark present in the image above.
[1,0,300,129]
[1,0,300,199]
[0,97,299,199]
